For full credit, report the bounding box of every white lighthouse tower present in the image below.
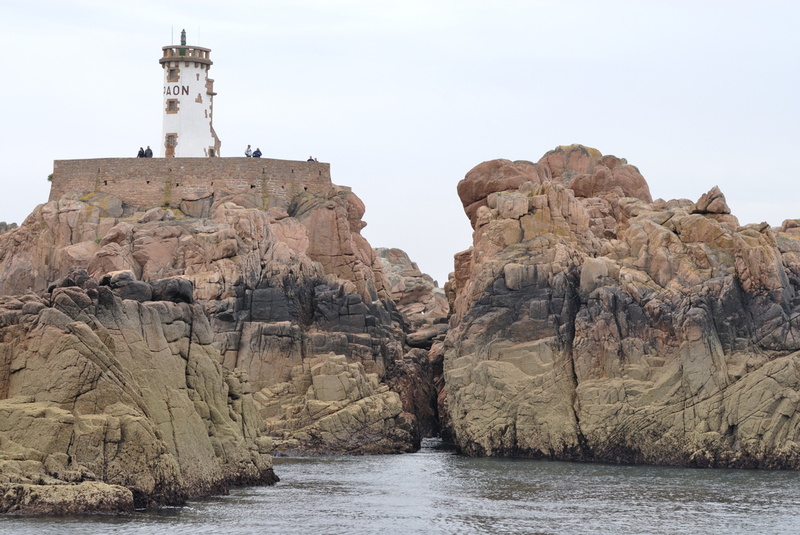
[159,30,221,157]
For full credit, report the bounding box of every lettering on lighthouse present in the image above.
[164,85,190,96]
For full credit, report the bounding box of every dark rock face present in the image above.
[99,270,153,302]
[150,276,194,303]
[444,144,800,468]
[386,349,441,438]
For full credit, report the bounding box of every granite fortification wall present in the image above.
[49,158,333,212]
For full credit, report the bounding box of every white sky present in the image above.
[1,0,798,284]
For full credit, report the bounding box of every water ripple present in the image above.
[3,440,799,534]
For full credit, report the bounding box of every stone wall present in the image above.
[50,158,333,211]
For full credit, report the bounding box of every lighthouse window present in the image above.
[167,68,179,82]
[166,134,177,146]
[166,99,179,114]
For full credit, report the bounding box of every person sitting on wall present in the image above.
[253,148,262,158]
[144,146,153,158]
[137,147,145,158]
[307,156,315,162]
[245,145,252,157]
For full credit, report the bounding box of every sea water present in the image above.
[2,439,799,534]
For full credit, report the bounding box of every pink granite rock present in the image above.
[457,159,550,227]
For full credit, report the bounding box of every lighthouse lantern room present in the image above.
[159,30,221,157]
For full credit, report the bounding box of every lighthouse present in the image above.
[159,30,221,157]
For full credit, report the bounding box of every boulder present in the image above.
[0,482,134,515]
[150,276,194,303]
[568,164,652,203]
[99,270,152,302]
[137,207,166,224]
[538,144,603,185]
[179,192,214,218]
[692,185,731,214]
[457,159,549,227]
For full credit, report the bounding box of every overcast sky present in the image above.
[1,0,798,284]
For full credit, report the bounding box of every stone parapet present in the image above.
[49,158,333,211]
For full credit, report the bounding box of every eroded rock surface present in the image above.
[255,353,416,453]
[377,248,448,336]
[444,144,800,468]
[0,185,431,464]
[0,273,277,514]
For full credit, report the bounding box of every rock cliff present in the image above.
[0,270,276,514]
[0,182,442,511]
[444,144,800,468]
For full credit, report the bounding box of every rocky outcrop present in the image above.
[0,482,134,516]
[0,271,277,514]
[376,248,448,335]
[541,144,651,203]
[443,144,800,468]
[0,185,429,461]
[289,187,389,301]
[254,353,416,453]
[457,159,550,226]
